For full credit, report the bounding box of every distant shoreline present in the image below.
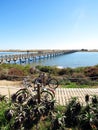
[0,49,98,52]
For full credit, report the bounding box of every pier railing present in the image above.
[0,50,77,64]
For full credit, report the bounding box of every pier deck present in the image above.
[0,50,77,64]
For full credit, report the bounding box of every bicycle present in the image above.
[34,73,59,89]
[11,77,55,104]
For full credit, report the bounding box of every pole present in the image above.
[37,83,41,103]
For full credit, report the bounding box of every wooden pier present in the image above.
[0,50,77,64]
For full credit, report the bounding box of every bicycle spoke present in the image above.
[41,91,53,101]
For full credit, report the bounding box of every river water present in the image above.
[0,52,98,68]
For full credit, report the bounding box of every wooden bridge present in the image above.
[0,50,77,64]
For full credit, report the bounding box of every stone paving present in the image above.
[55,88,98,105]
[0,86,98,105]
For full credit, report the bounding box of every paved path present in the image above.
[0,86,20,96]
[0,86,98,105]
[55,88,98,105]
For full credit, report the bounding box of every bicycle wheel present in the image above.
[11,88,29,103]
[46,88,55,98]
[48,78,58,89]
[41,90,54,102]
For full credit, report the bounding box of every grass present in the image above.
[31,118,51,130]
[61,82,91,88]
[0,100,10,129]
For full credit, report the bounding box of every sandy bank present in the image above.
[0,80,21,87]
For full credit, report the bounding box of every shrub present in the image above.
[58,75,71,85]
[36,65,59,75]
[58,68,73,76]
[8,68,24,80]
[8,68,24,76]
[58,69,67,75]
[0,69,8,80]
[69,72,90,85]
[84,66,98,80]
[73,67,85,73]
[29,67,36,74]
[64,97,81,128]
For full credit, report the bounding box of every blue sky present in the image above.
[0,0,98,50]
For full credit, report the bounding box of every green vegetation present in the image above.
[61,82,90,88]
[36,65,98,87]
[1,63,98,87]
[0,94,98,130]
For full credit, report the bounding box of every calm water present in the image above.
[0,52,27,55]
[1,52,98,68]
[30,52,98,68]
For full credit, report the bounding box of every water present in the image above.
[0,52,27,56]
[30,52,98,68]
[1,51,98,68]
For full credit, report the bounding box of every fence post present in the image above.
[37,83,41,103]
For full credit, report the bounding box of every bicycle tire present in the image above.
[46,88,55,98]
[14,88,29,103]
[48,78,58,89]
[41,90,54,102]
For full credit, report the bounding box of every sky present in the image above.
[0,0,98,50]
